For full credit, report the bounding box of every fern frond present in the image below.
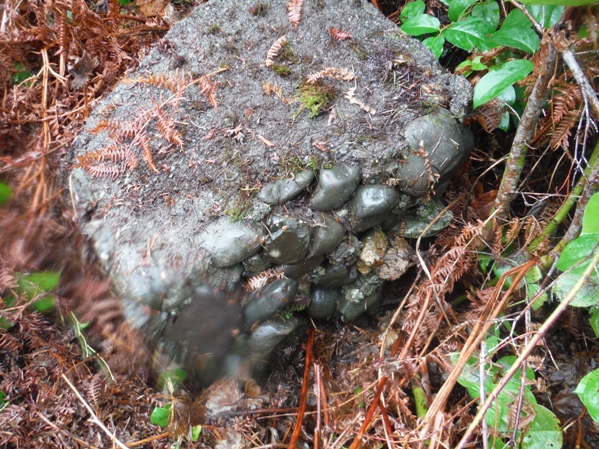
[287,0,302,29]
[136,131,159,173]
[329,27,352,41]
[344,87,376,115]
[550,108,581,151]
[306,67,356,84]
[198,75,219,110]
[264,36,288,67]
[157,109,183,148]
[245,268,285,291]
[552,85,582,124]
[82,163,127,179]
[123,70,190,94]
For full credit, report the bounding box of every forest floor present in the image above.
[1,1,598,448]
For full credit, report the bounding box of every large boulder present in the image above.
[69,0,472,380]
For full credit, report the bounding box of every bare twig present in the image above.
[493,44,558,220]
[561,49,599,120]
[61,373,129,449]
[288,327,315,449]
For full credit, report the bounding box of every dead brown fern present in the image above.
[287,0,303,29]
[74,70,219,178]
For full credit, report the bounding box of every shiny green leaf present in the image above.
[575,368,599,422]
[400,15,441,36]
[423,35,445,58]
[400,0,425,21]
[473,59,534,108]
[447,0,479,21]
[442,17,495,51]
[582,193,599,234]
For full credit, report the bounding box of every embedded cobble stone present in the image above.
[263,215,311,264]
[307,213,346,259]
[257,169,315,206]
[311,164,361,211]
[198,218,264,268]
[243,278,298,325]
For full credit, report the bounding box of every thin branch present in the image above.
[288,327,315,449]
[561,49,599,120]
[492,44,558,220]
[61,373,129,449]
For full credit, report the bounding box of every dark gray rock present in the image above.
[307,213,346,258]
[398,109,474,197]
[350,185,401,232]
[326,235,363,266]
[402,199,453,238]
[339,292,380,322]
[283,256,324,279]
[314,264,358,289]
[246,314,307,376]
[311,164,361,211]
[308,288,340,319]
[199,218,264,268]
[263,215,311,264]
[257,169,315,205]
[242,253,271,277]
[243,278,298,325]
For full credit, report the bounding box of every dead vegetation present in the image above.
[1,0,599,448]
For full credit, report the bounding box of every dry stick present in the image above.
[456,247,599,448]
[492,44,558,220]
[288,327,315,449]
[417,257,538,447]
[61,373,129,449]
[562,48,599,120]
[349,336,403,449]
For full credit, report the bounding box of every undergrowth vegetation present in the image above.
[1,0,598,448]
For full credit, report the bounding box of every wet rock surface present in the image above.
[68,0,473,381]
[311,164,361,211]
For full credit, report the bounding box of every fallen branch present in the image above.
[61,373,129,449]
[288,327,315,449]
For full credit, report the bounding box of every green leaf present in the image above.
[554,270,599,307]
[158,367,187,390]
[0,317,13,329]
[12,62,33,85]
[490,19,540,53]
[423,35,445,59]
[582,193,599,235]
[191,425,202,441]
[118,0,132,5]
[591,308,599,338]
[442,17,496,51]
[575,368,599,422]
[520,0,598,6]
[497,111,510,131]
[0,183,12,204]
[471,0,500,31]
[502,8,533,29]
[33,296,56,312]
[521,403,563,449]
[473,59,534,109]
[557,234,599,272]
[400,15,441,36]
[18,271,61,292]
[526,5,565,28]
[150,403,172,427]
[447,0,480,22]
[496,85,516,104]
[400,0,426,21]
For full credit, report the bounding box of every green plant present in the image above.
[296,82,336,118]
[397,0,568,119]
[2,271,61,314]
[150,402,202,447]
[453,330,563,448]
[0,182,11,204]
[553,192,599,311]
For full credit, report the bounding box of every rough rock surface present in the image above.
[69,0,473,380]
